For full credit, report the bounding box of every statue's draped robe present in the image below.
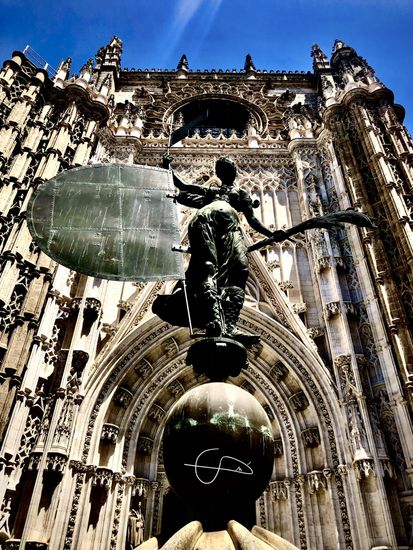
[153,185,253,328]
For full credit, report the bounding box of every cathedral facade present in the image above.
[0,36,413,549]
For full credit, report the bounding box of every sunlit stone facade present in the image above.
[0,36,413,549]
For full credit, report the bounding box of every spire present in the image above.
[244,54,256,72]
[311,44,330,72]
[94,35,123,76]
[177,54,189,72]
[331,39,380,88]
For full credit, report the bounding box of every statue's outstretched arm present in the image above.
[244,209,282,239]
[163,154,205,194]
[171,171,205,194]
[240,191,285,239]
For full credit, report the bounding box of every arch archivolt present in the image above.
[161,92,269,135]
[64,306,358,548]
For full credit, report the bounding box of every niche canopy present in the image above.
[27,164,184,281]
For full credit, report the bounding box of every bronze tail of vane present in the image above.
[247,210,377,253]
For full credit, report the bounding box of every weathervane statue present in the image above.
[153,155,375,343]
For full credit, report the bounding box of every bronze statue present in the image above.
[154,156,285,338]
[153,156,375,341]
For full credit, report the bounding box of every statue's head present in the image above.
[215,156,237,185]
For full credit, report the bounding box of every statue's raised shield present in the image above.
[27,164,184,281]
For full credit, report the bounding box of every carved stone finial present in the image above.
[80,58,94,74]
[332,39,347,54]
[311,44,330,71]
[244,53,256,72]
[177,54,189,71]
[62,57,72,72]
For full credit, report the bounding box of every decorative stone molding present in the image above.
[270,480,289,500]
[333,354,352,369]
[292,302,307,314]
[295,474,306,488]
[240,380,255,394]
[307,471,326,494]
[337,464,350,477]
[343,301,356,316]
[84,297,101,319]
[267,259,280,272]
[307,326,325,339]
[354,458,376,480]
[289,391,309,412]
[162,337,179,357]
[334,353,357,390]
[380,458,396,479]
[137,436,154,455]
[130,477,150,497]
[317,256,332,272]
[134,358,153,379]
[45,452,68,473]
[101,423,120,443]
[117,300,132,312]
[278,280,294,292]
[114,386,133,408]
[101,323,117,337]
[301,427,321,448]
[269,362,288,382]
[262,404,274,421]
[92,467,113,490]
[274,438,284,457]
[27,452,42,471]
[167,379,185,398]
[148,403,166,423]
[324,301,341,319]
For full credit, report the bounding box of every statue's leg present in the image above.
[219,229,249,336]
[221,285,245,336]
[188,216,223,336]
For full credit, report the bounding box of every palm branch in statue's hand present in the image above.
[248,211,376,252]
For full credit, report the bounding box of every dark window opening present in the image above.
[173,99,250,140]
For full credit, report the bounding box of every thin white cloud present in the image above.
[175,0,205,29]
[298,0,412,6]
[159,0,224,65]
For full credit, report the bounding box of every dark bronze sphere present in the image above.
[163,383,274,523]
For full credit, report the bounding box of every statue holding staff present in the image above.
[153,155,286,338]
[153,155,375,341]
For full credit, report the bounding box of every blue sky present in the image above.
[1,0,412,131]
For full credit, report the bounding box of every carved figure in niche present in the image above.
[154,156,282,338]
[153,155,375,341]
[126,504,144,549]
